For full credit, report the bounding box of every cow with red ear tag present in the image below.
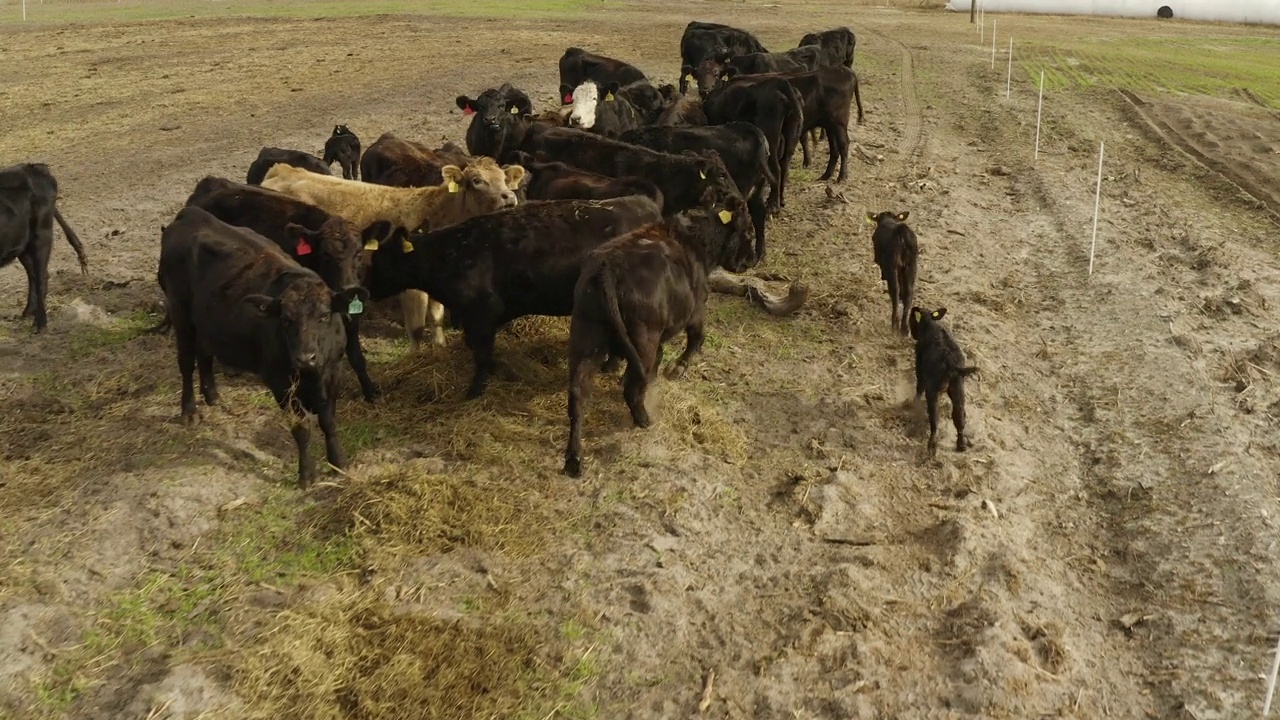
[908,306,979,457]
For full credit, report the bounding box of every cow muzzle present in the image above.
[295,352,319,371]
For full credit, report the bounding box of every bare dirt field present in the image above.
[2,1,1280,718]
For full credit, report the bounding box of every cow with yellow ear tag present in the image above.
[868,210,919,336]
[908,306,979,457]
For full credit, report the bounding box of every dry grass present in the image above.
[233,586,595,720]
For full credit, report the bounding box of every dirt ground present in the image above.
[2,1,1280,718]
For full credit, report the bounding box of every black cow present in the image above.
[679,21,768,95]
[478,121,745,227]
[365,195,668,398]
[691,46,823,96]
[655,85,709,126]
[323,125,362,181]
[558,47,647,104]
[909,307,979,457]
[457,83,536,157]
[619,122,775,261]
[563,201,754,477]
[727,66,862,182]
[157,206,367,487]
[702,78,804,212]
[0,163,89,331]
[360,133,473,188]
[184,175,387,401]
[798,27,857,69]
[866,210,919,336]
[565,80,664,138]
[246,148,331,186]
[510,151,665,206]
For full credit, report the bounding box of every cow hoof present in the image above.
[563,456,582,478]
[632,411,652,429]
[202,390,220,406]
[956,438,969,452]
[464,384,486,400]
[668,363,688,380]
[181,411,200,427]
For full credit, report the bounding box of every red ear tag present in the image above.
[463,106,475,116]
[296,237,313,256]
[563,93,573,104]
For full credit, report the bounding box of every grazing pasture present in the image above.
[2,0,1280,718]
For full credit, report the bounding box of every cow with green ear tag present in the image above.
[867,209,919,336]
[908,306,979,457]
[157,206,368,488]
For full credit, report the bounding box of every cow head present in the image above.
[332,124,353,137]
[694,51,734,98]
[693,186,754,272]
[567,81,602,129]
[456,86,529,129]
[244,280,369,372]
[442,157,525,211]
[908,306,946,341]
[866,210,910,229]
[284,219,373,293]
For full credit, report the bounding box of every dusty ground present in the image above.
[2,1,1280,718]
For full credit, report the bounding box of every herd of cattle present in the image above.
[0,20,978,484]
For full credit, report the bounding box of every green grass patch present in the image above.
[1019,35,1280,107]
[4,0,603,25]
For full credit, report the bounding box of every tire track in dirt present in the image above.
[863,31,926,183]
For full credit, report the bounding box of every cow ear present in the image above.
[244,294,282,315]
[932,308,947,320]
[441,165,464,185]
[331,286,371,314]
[911,308,924,324]
[559,84,574,105]
[896,211,910,222]
[503,164,526,190]
[455,96,476,113]
[361,221,393,250]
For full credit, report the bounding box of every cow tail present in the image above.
[958,366,980,378]
[52,206,89,275]
[600,269,646,378]
[852,72,865,125]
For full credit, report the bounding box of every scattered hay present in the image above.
[234,587,567,720]
[328,459,574,564]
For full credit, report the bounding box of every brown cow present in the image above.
[909,307,979,457]
[867,210,919,336]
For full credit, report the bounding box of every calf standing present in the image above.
[909,307,978,457]
[866,210,918,336]
[563,197,755,477]
[157,206,367,487]
[323,125,362,180]
[0,163,89,331]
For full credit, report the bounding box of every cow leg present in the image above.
[462,321,498,399]
[18,244,50,331]
[949,379,969,452]
[800,129,812,168]
[426,298,447,347]
[343,315,381,402]
[399,291,429,350]
[834,123,851,183]
[317,377,348,471]
[885,271,900,334]
[819,123,840,181]
[898,267,913,337]
[270,378,317,487]
[623,330,659,429]
[197,353,219,406]
[175,322,200,425]
[925,389,940,458]
[748,193,767,265]
[671,312,706,379]
[564,321,605,478]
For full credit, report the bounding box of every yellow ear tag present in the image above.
[720,74,728,82]
[718,209,733,224]
[401,238,414,253]
[363,239,379,251]
[698,170,706,180]
[865,215,877,225]
[931,310,943,318]
[509,106,519,114]
[448,180,460,193]
[913,310,923,323]
[605,92,615,102]
[684,74,693,82]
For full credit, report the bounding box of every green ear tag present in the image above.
[348,298,364,315]
[912,310,923,323]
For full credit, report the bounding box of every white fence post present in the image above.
[1034,69,1045,160]
[1088,141,1105,277]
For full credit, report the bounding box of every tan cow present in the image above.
[261,157,525,349]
